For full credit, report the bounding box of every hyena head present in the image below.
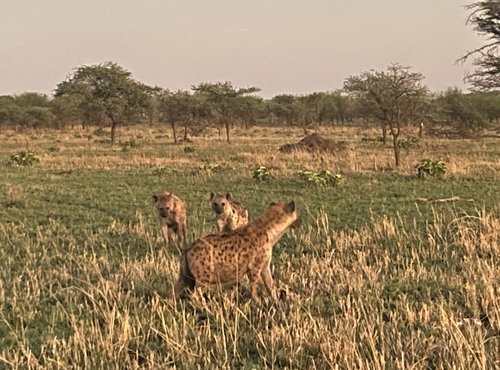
[210,192,234,217]
[267,200,302,229]
[153,192,177,219]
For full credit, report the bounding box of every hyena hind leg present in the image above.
[173,255,196,300]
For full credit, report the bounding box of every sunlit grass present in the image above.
[0,124,499,368]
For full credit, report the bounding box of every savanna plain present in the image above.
[0,125,499,369]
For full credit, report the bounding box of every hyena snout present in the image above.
[212,202,225,214]
[158,208,171,218]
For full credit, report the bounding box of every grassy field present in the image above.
[0,124,499,369]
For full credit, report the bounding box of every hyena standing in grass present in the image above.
[210,192,249,233]
[152,192,187,251]
[174,200,301,301]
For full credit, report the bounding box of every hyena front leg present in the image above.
[248,268,263,301]
[216,219,225,233]
[260,262,275,301]
[178,221,187,248]
[161,224,170,248]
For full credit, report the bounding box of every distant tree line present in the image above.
[1,61,498,168]
[0,1,497,168]
[1,65,498,138]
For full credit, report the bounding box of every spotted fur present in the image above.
[174,201,301,300]
[153,192,187,251]
[210,192,249,234]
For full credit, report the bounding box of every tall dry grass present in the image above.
[0,207,498,369]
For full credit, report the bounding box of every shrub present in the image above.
[9,150,40,167]
[184,146,195,153]
[398,136,419,149]
[253,166,271,182]
[199,162,233,173]
[297,170,343,187]
[415,159,447,178]
[361,136,384,143]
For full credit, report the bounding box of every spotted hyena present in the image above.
[152,192,187,250]
[210,192,249,234]
[174,200,301,300]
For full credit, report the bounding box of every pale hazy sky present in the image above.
[0,0,485,98]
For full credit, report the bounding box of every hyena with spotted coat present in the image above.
[174,200,301,300]
[153,192,187,251]
[210,192,249,234]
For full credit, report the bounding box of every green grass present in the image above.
[1,166,497,237]
[0,125,499,369]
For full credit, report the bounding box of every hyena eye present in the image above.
[221,202,225,207]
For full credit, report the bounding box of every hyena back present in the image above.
[174,200,300,300]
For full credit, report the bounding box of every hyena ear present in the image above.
[225,193,232,201]
[286,200,295,213]
[152,195,158,203]
[210,192,215,200]
[269,201,277,206]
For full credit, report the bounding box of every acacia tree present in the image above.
[459,1,500,91]
[51,94,82,130]
[0,93,54,128]
[269,94,303,130]
[437,88,487,133]
[159,90,195,144]
[300,93,322,125]
[235,95,264,128]
[54,62,154,146]
[191,82,260,143]
[344,64,428,166]
[318,91,354,125]
[0,96,20,130]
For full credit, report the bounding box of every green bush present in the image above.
[184,146,195,153]
[398,136,419,149]
[253,166,271,182]
[199,162,234,174]
[9,150,40,167]
[415,159,447,178]
[297,170,343,187]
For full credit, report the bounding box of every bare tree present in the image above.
[344,64,428,166]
